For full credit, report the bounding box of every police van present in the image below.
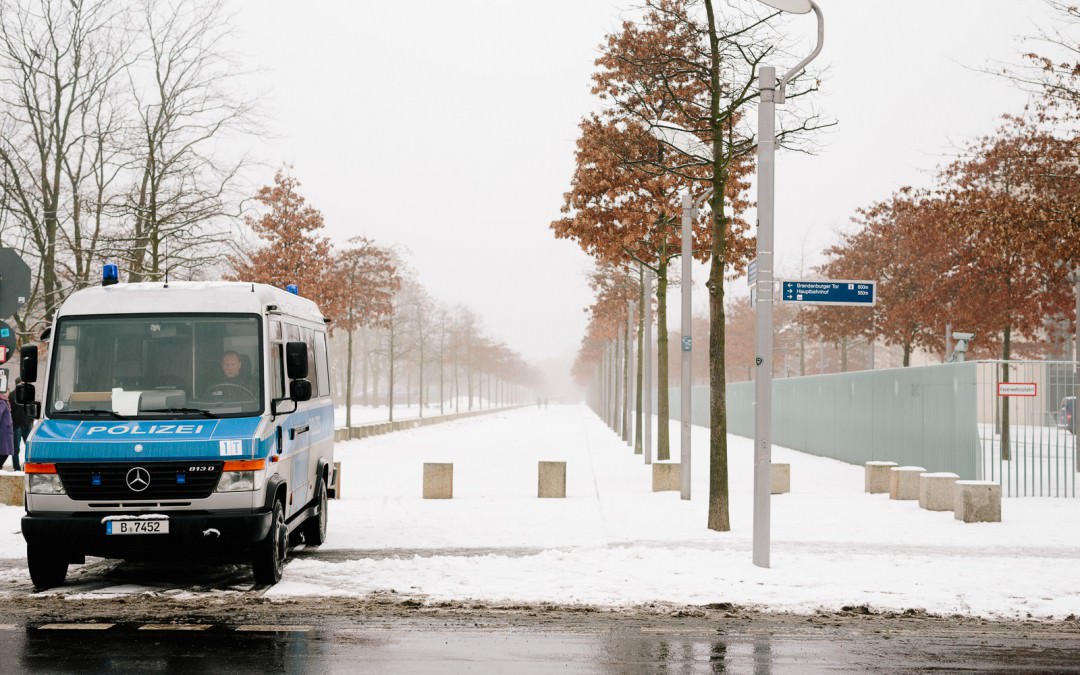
[14,271,335,589]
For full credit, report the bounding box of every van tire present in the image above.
[252,500,287,585]
[302,478,328,547]
[27,543,69,590]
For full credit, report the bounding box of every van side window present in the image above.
[271,343,285,399]
[301,327,319,395]
[314,331,330,398]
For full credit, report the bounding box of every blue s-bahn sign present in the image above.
[780,279,876,306]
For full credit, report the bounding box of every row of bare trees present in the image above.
[0,0,252,337]
[230,170,542,428]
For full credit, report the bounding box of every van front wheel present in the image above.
[252,500,287,585]
[27,543,69,590]
[302,478,328,546]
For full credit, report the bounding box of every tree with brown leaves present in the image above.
[561,0,827,530]
[227,170,337,311]
[332,237,399,429]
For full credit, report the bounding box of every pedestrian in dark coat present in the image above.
[9,380,28,471]
[0,391,13,469]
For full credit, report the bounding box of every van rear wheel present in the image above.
[302,478,328,546]
[27,543,69,590]
[252,500,287,585]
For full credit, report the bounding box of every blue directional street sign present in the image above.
[780,279,876,306]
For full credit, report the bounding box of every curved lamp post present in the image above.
[753,0,824,569]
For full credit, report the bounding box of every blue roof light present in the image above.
[102,263,119,287]
[286,284,299,295]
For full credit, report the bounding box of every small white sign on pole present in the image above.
[997,382,1037,397]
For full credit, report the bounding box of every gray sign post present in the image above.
[753,0,824,569]
[0,248,31,318]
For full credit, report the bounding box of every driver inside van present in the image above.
[204,350,256,402]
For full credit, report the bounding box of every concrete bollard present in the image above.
[0,473,23,507]
[865,461,898,493]
[422,463,453,499]
[771,463,790,494]
[918,472,958,511]
[889,466,925,500]
[954,480,1001,523]
[652,463,680,492]
[537,461,566,498]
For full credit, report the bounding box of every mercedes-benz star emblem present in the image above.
[126,466,151,492]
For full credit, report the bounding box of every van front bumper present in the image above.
[21,509,273,561]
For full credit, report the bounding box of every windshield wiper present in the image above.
[139,407,219,418]
[65,409,126,419]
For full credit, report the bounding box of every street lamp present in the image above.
[753,0,824,569]
[648,122,712,499]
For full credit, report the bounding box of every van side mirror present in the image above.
[20,345,38,383]
[13,382,39,419]
[285,342,308,379]
[289,379,312,402]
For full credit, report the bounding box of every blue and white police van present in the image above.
[14,271,335,589]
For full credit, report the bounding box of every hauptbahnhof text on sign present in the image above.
[780,280,876,306]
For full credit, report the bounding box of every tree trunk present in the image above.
[361,331,369,406]
[419,339,425,418]
[388,321,395,423]
[704,0,731,533]
[656,252,671,461]
[635,265,645,455]
[345,328,354,429]
[623,314,631,439]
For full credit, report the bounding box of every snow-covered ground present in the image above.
[2,403,1078,619]
[274,403,1080,619]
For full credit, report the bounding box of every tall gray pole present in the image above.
[753,65,777,569]
[750,0,824,570]
[643,267,654,465]
[627,299,637,448]
[680,193,693,500]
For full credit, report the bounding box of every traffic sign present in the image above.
[747,258,758,288]
[682,335,692,352]
[0,321,14,364]
[780,279,876,306]
[0,248,31,318]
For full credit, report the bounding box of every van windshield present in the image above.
[47,314,263,419]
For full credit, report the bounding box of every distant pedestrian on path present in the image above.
[0,389,13,471]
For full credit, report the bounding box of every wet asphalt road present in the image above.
[5,615,1080,674]
[0,554,1078,673]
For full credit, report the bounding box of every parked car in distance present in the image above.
[1059,396,1076,434]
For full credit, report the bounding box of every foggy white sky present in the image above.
[231,0,1057,367]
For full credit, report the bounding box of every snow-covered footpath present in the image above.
[3,403,1079,619]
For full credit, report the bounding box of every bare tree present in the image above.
[0,0,131,327]
[114,0,256,281]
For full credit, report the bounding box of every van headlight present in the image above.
[216,471,255,492]
[28,474,66,495]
